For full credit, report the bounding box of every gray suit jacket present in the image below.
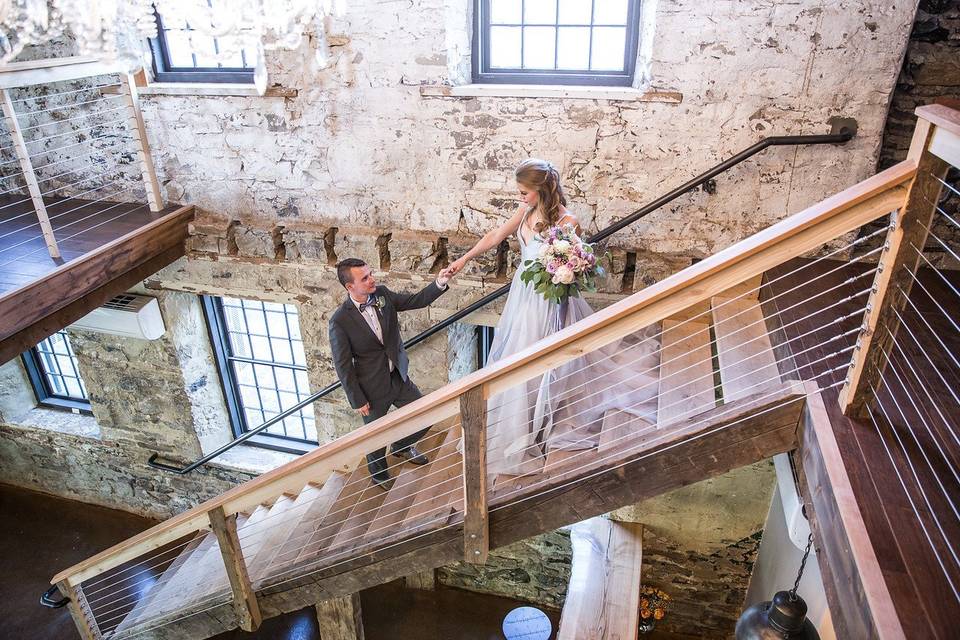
[328,281,447,410]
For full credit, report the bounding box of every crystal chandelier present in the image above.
[0,1,343,93]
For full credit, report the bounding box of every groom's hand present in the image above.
[357,403,370,417]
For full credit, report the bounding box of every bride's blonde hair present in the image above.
[515,158,567,232]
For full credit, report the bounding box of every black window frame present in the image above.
[477,325,496,368]
[203,295,317,455]
[472,0,642,86]
[148,10,255,84]
[21,331,92,415]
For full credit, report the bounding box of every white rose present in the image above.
[538,243,551,258]
[554,265,575,285]
[553,240,570,254]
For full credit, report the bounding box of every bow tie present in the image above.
[359,297,379,312]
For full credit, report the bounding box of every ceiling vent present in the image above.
[70,294,166,340]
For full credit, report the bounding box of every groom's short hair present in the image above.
[336,258,367,287]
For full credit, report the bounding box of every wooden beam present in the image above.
[404,569,436,590]
[0,56,124,88]
[316,593,365,640]
[0,88,60,259]
[56,580,97,640]
[461,384,489,563]
[558,518,643,640]
[798,391,906,639]
[119,73,163,211]
[209,506,262,632]
[838,113,949,417]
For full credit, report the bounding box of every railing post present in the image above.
[0,88,61,260]
[838,107,950,417]
[55,579,98,640]
[460,384,489,563]
[119,72,163,212]
[209,506,262,632]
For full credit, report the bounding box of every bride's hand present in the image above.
[444,257,467,278]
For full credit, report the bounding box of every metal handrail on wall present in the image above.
[147,128,855,474]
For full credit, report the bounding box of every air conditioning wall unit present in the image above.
[70,294,166,340]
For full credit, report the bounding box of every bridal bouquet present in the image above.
[520,223,605,304]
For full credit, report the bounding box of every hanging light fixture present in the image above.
[0,1,344,93]
[735,533,821,640]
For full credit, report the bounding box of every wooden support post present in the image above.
[316,593,365,640]
[404,568,437,590]
[460,384,489,563]
[119,73,163,212]
[838,109,950,417]
[56,580,98,640]
[0,88,61,259]
[209,506,262,632]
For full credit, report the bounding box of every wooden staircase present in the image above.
[49,105,960,640]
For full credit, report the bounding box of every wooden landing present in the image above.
[764,258,960,640]
[0,197,192,364]
[559,518,643,640]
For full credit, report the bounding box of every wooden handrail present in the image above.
[0,55,127,89]
[52,159,916,587]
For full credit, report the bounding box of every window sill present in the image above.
[11,406,100,440]
[210,443,302,475]
[420,84,682,103]
[103,83,298,98]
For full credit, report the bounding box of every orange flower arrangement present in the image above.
[638,585,670,632]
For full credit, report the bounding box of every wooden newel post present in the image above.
[119,72,163,212]
[56,579,98,640]
[0,88,61,260]
[209,506,262,632]
[460,384,489,563]
[838,106,952,417]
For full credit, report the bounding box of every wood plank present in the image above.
[798,390,906,639]
[1,204,193,364]
[558,518,643,640]
[712,296,781,402]
[839,116,949,416]
[0,56,123,88]
[916,104,960,138]
[656,319,716,425]
[460,385,489,563]
[52,162,912,588]
[402,424,463,529]
[209,506,262,632]
[316,593,365,640]
[57,580,97,640]
[119,74,163,211]
[327,474,389,552]
[295,464,371,565]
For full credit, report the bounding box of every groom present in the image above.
[329,258,452,490]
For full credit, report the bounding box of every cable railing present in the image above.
[147,126,856,475]
[47,107,936,637]
[0,56,164,269]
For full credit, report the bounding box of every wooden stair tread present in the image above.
[112,533,207,635]
[657,318,717,426]
[362,425,454,542]
[558,517,644,640]
[712,296,781,402]
[259,471,350,585]
[242,494,299,584]
[402,424,464,530]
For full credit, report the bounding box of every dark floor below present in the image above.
[0,483,560,639]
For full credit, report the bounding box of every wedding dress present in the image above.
[484,209,661,476]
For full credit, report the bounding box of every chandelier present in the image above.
[0,1,343,93]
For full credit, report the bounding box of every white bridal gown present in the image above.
[484,210,661,476]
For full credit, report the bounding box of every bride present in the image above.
[441,159,660,476]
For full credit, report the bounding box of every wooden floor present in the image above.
[0,194,181,295]
[763,258,960,640]
[0,194,192,364]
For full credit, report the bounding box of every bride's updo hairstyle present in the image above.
[515,158,567,233]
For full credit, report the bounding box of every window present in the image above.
[149,8,255,83]
[477,325,496,368]
[473,0,641,86]
[204,296,317,453]
[22,330,91,413]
